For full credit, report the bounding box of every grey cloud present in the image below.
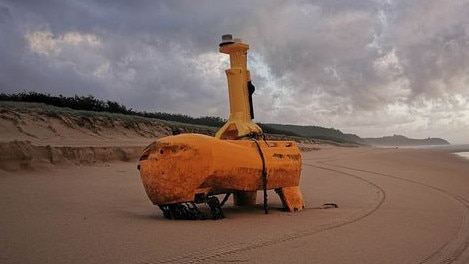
[248,0,469,124]
[0,0,468,142]
[390,0,469,100]
[0,5,12,23]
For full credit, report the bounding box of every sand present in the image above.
[1,146,469,263]
[1,104,469,263]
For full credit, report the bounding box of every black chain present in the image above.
[159,196,225,220]
[251,137,268,214]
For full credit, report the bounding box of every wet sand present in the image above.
[1,146,469,263]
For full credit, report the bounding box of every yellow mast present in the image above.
[215,34,263,139]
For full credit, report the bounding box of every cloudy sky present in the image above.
[1,0,468,143]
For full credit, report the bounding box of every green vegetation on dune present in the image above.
[0,92,363,144]
[265,124,367,145]
[0,101,218,137]
[0,92,225,128]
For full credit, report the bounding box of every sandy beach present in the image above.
[1,101,469,263]
[2,1,469,263]
[2,143,469,263]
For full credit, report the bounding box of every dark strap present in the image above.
[251,138,268,214]
[247,81,255,119]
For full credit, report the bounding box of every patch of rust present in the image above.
[166,144,191,153]
[287,154,301,161]
[273,153,284,159]
[272,153,301,161]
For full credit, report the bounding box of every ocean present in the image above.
[445,144,469,160]
[454,152,469,160]
[386,144,469,160]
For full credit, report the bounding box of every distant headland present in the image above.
[363,135,450,146]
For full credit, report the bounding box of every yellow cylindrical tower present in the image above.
[137,35,305,218]
[215,35,262,139]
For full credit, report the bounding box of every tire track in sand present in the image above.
[138,163,386,264]
[324,163,469,264]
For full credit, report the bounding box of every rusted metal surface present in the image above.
[139,134,303,210]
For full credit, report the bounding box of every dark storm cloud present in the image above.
[1,0,468,142]
[0,5,11,23]
[0,1,106,97]
[0,0,265,115]
[242,0,469,139]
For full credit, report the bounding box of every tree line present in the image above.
[0,92,297,136]
[0,92,133,114]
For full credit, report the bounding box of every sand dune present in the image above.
[0,101,198,147]
[0,102,213,171]
[0,102,318,171]
[1,102,469,263]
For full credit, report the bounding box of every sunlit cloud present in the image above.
[25,29,101,56]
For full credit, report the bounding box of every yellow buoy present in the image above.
[138,35,305,220]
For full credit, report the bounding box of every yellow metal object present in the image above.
[215,36,262,139]
[139,134,304,211]
[138,35,305,218]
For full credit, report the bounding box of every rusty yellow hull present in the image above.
[138,133,304,211]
